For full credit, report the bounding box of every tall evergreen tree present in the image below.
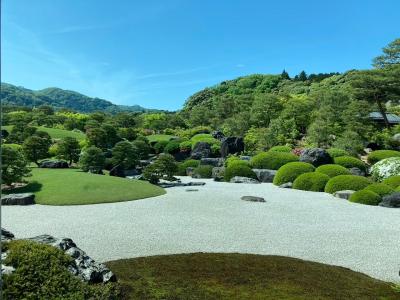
[281,69,290,80]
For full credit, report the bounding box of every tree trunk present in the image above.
[376,100,390,128]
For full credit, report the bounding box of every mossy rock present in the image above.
[324,175,371,194]
[333,156,367,172]
[367,150,400,165]
[382,175,400,189]
[250,151,299,170]
[315,164,351,178]
[349,190,382,206]
[292,172,330,192]
[363,183,394,197]
[273,162,315,186]
[224,164,257,182]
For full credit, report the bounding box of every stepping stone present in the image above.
[241,196,266,203]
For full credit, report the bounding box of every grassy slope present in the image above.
[2,125,85,140]
[4,168,165,205]
[146,134,175,143]
[106,253,399,300]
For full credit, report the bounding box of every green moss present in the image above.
[194,165,213,178]
[324,175,371,194]
[349,190,382,206]
[382,176,400,189]
[226,156,249,168]
[292,172,330,192]
[250,151,299,170]
[177,159,200,176]
[273,162,315,186]
[333,156,367,172]
[363,183,395,197]
[368,150,400,165]
[315,164,351,178]
[326,148,350,158]
[190,134,220,149]
[224,164,257,182]
[269,145,292,153]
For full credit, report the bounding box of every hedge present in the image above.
[349,190,382,206]
[292,172,330,192]
[177,159,200,176]
[326,148,350,158]
[250,151,299,170]
[382,175,400,189]
[273,162,315,186]
[324,175,371,194]
[333,156,367,172]
[224,164,257,182]
[363,183,394,197]
[367,150,400,165]
[315,164,351,178]
[269,145,292,153]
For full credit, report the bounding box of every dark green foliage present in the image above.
[79,146,105,173]
[269,145,292,152]
[226,156,249,167]
[250,151,299,170]
[1,145,31,185]
[292,172,330,192]
[324,175,371,194]
[164,140,181,154]
[143,154,178,183]
[349,190,382,206]
[111,141,139,170]
[326,148,350,158]
[179,140,192,152]
[315,164,351,178]
[153,140,169,154]
[193,165,213,178]
[273,162,315,186]
[22,131,52,165]
[368,150,400,164]
[382,176,400,188]
[224,164,257,182]
[132,139,151,160]
[333,156,367,172]
[363,183,395,197]
[177,159,200,176]
[57,136,80,165]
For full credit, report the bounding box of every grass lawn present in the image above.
[4,168,165,205]
[2,125,85,141]
[106,253,399,300]
[146,134,176,143]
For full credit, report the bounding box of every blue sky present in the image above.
[2,0,399,110]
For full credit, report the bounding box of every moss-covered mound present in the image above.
[193,165,213,178]
[382,175,400,189]
[225,156,249,167]
[269,145,292,152]
[292,172,330,192]
[250,151,299,170]
[224,164,257,182]
[177,159,200,176]
[349,190,382,206]
[368,150,400,165]
[333,156,367,172]
[315,164,351,178]
[273,162,315,186]
[363,183,395,197]
[326,148,350,158]
[324,175,371,194]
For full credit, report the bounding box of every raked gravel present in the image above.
[2,177,400,282]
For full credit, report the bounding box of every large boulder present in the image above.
[212,167,225,181]
[220,137,245,158]
[1,228,14,241]
[200,158,224,167]
[212,130,225,141]
[191,142,211,159]
[230,176,260,184]
[1,193,35,205]
[252,169,277,183]
[349,167,366,177]
[380,193,400,208]
[333,190,355,200]
[299,148,333,167]
[39,159,69,168]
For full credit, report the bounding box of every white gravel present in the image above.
[2,177,400,282]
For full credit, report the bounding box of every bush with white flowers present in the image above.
[371,157,400,182]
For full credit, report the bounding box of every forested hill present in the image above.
[0,82,150,113]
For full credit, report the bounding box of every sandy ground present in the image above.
[2,177,400,282]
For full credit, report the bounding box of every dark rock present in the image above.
[186,167,195,176]
[212,130,225,140]
[1,193,35,205]
[191,142,211,159]
[110,167,140,177]
[220,137,245,158]
[200,158,224,167]
[252,169,277,183]
[365,142,380,151]
[139,160,151,167]
[230,176,260,184]
[185,188,199,192]
[279,182,293,188]
[39,159,69,168]
[380,193,400,208]
[333,190,355,200]
[212,167,225,180]
[1,228,15,241]
[88,168,104,175]
[240,156,252,161]
[158,181,206,188]
[299,148,333,167]
[241,196,266,203]
[28,234,57,244]
[348,167,366,177]
[1,129,9,139]
[173,151,190,162]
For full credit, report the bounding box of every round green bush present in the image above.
[363,183,394,197]
[382,175,400,189]
[324,175,371,194]
[333,156,367,172]
[292,172,330,192]
[367,150,400,165]
[349,190,382,206]
[269,145,292,153]
[226,156,249,168]
[193,165,213,178]
[250,151,299,170]
[177,159,200,176]
[315,164,351,178]
[273,162,315,186]
[153,140,169,154]
[326,148,350,158]
[163,140,181,154]
[179,141,192,152]
[224,164,257,182]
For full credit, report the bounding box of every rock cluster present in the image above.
[230,176,260,184]
[252,169,276,183]
[191,142,211,159]
[220,137,244,158]
[39,159,69,168]
[1,193,35,205]
[299,148,333,167]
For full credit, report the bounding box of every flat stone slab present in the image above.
[185,189,199,192]
[230,176,260,184]
[1,193,35,205]
[334,190,355,200]
[241,196,266,203]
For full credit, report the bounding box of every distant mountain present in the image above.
[0,83,155,113]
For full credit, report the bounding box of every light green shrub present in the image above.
[269,145,292,153]
[349,190,381,206]
[224,164,257,182]
[193,165,213,178]
[273,162,315,186]
[250,151,299,170]
[368,150,400,165]
[177,159,200,176]
[382,175,400,188]
[315,164,351,178]
[326,148,350,158]
[363,183,394,197]
[324,175,371,194]
[292,172,330,192]
[333,156,367,172]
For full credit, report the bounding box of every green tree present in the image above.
[333,130,365,156]
[281,69,290,80]
[132,139,151,159]
[250,94,283,127]
[307,106,340,147]
[111,141,139,170]
[57,137,80,165]
[143,154,177,183]
[1,146,31,185]
[79,146,105,173]
[244,127,269,153]
[373,38,400,68]
[22,132,52,165]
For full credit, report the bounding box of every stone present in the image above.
[252,169,277,183]
[1,228,15,241]
[200,158,224,167]
[230,176,260,184]
[185,188,199,192]
[186,167,195,176]
[299,148,333,167]
[220,137,245,158]
[333,190,356,200]
[279,182,293,188]
[240,156,252,161]
[241,196,266,202]
[380,193,400,208]
[212,167,225,180]
[191,142,211,159]
[28,234,57,244]
[128,174,144,180]
[109,166,140,177]
[212,130,225,140]
[349,167,366,177]
[1,193,35,205]
[392,133,400,144]
[39,159,69,168]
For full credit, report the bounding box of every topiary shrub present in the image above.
[224,164,257,182]
[226,156,249,168]
[382,175,400,189]
[269,145,292,153]
[315,164,351,178]
[193,165,213,178]
[349,190,382,206]
[363,183,394,197]
[164,140,181,154]
[179,141,192,152]
[324,175,371,194]
[367,150,400,165]
[371,157,400,181]
[273,162,315,186]
[333,156,367,172]
[326,148,350,158]
[177,159,200,176]
[250,151,299,170]
[153,140,169,154]
[292,172,330,192]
